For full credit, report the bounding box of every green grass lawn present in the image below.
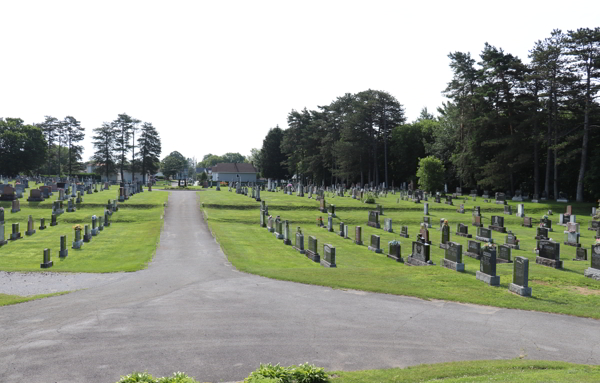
[0,292,67,307]
[199,189,600,319]
[331,360,600,382]
[0,185,168,273]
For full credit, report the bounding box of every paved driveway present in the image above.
[0,191,598,383]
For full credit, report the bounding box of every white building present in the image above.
[211,163,258,183]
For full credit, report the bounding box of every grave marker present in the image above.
[584,244,600,280]
[522,216,533,228]
[10,223,21,240]
[384,218,393,233]
[59,235,68,258]
[305,236,320,262]
[367,211,380,228]
[399,225,409,238]
[509,257,531,296]
[442,241,464,271]
[321,244,336,268]
[489,215,506,233]
[368,235,382,253]
[497,245,512,263]
[465,239,482,259]
[504,233,519,249]
[25,215,36,236]
[536,240,562,268]
[40,248,53,269]
[293,228,305,254]
[574,247,587,261]
[455,223,472,238]
[476,227,493,243]
[387,240,402,262]
[476,247,500,286]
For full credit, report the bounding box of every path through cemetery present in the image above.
[1,191,599,383]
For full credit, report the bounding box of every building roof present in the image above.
[211,163,257,174]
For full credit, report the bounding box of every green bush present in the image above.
[156,371,198,383]
[362,192,376,204]
[292,363,329,383]
[117,372,157,383]
[245,363,329,383]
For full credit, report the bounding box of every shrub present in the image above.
[245,363,292,383]
[292,363,329,383]
[117,372,156,383]
[363,192,376,204]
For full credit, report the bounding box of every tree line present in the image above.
[254,28,600,201]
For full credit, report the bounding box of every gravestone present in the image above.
[465,240,481,259]
[420,225,431,244]
[0,224,6,246]
[424,203,429,215]
[456,204,465,214]
[305,236,320,262]
[11,199,20,213]
[476,247,500,286]
[476,227,493,243]
[40,248,53,269]
[588,220,600,231]
[367,211,380,228]
[378,204,384,215]
[343,224,349,239]
[38,217,46,230]
[536,240,562,268]
[293,228,305,254]
[283,220,291,245]
[27,189,44,202]
[584,244,600,280]
[72,228,83,249]
[329,204,336,217]
[25,215,36,236]
[509,257,531,296]
[563,229,580,248]
[516,204,525,218]
[387,241,402,262]
[326,216,334,232]
[399,225,409,238]
[439,223,450,249]
[368,235,382,253]
[442,241,464,271]
[83,225,92,242]
[267,216,274,232]
[472,215,483,228]
[321,244,336,268]
[456,223,472,238]
[535,227,549,240]
[355,226,363,245]
[421,216,431,228]
[435,195,441,203]
[67,198,76,213]
[406,239,434,266]
[98,216,104,231]
[104,210,111,227]
[532,193,539,203]
[0,185,16,201]
[91,216,99,236]
[482,190,489,198]
[574,247,587,261]
[495,193,506,205]
[260,209,266,227]
[540,217,553,231]
[319,198,327,213]
[10,223,21,240]
[473,206,481,217]
[445,195,453,205]
[59,235,68,258]
[497,245,512,263]
[522,216,533,228]
[489,215,506,233]
[384,218,393,233]
[338,222,345,237]
[504,233,519,249]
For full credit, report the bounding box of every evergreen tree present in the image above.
[259,126,287,180]
[92,122,117,182]
[112,113,135,182]
[137,122,162,184]
[62,116,85,176]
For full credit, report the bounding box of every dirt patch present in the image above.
[570,286,600,296]
[532,280,552,286]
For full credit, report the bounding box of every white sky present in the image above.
[1,1,598,164]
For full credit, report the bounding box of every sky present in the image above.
[1,1,599,164]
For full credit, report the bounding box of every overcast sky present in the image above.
[1,1,598,164]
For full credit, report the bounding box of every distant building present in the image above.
[85,163,150,183]
[211,163,258,183]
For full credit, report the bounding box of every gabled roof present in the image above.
[211,163,257,173]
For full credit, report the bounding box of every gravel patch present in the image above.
[0,271,130,296]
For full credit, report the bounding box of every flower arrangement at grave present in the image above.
[483,242,496,249]
[388,239,401,246]
[72,224,82,231]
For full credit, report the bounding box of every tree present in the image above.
[221,152,245,163]
[92,122,117,182]
[199,154,224,168]
[160,151,187,179]
[39,116,59,175]
[259,126,287,180]
[112,113,135,182]
[416,156,445,192]
[137,122,162,184]
[62,116,85,176]
[246,148,261,168]
[130,118,141,179]
[567,27,600,201]
[0,118,47,176]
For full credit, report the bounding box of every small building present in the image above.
[211,163,258,184]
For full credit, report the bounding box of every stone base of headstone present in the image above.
[496,257,512,264]
[26,229,36,236]
[508,283,531,297]
[67,207,76,213]
[439,243,449,250]
[83,234,91,242]
[268,227,275,233]
[0,239,7,246]
[535,256,562,269]
[59,249,68,258]
[398,233,409,238]
[556,199,568,203]
[367,222,380,229]
[516,213,525,218]
[475,236,493,243]
[283,239,291,246]
[118,196,125,202]
[386,253,403,262]
[522,223,533,228]
[354,239,363,245]
[320,258,336,268]
[11,208,20,213]
[531,199,539,203]
[465,251,481,260]
[40,260,53,269]
[476,271,500,286]
[274,231,283,239]
[27,197,44,202]
[368,246,382,253]
[489,225,506,233]
[584,268,600,281]
[441,258,464,272]
[10,233,21,240]
[91,228,99,236]
[456,232,472,238]
[104,222,111,227]
[405,256,434,266]
[292,245,305,254]
[495,200,507,205]
[444,202,453,206]
[563,241,581,248]
[72,240,83,249]
[504,244,519,250]
[572,257,586,261]
[588,227,598,231]
[305,250,320,263]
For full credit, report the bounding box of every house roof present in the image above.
[211,163,257,174]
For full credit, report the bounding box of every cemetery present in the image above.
[0,179,167,273]
[199,186,600,319]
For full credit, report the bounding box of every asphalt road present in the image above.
[0,191,598,383]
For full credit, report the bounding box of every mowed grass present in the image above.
[332,360,600,382]
[0,184,168,272]
[199,189,600,319]
[0,292,67,306]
